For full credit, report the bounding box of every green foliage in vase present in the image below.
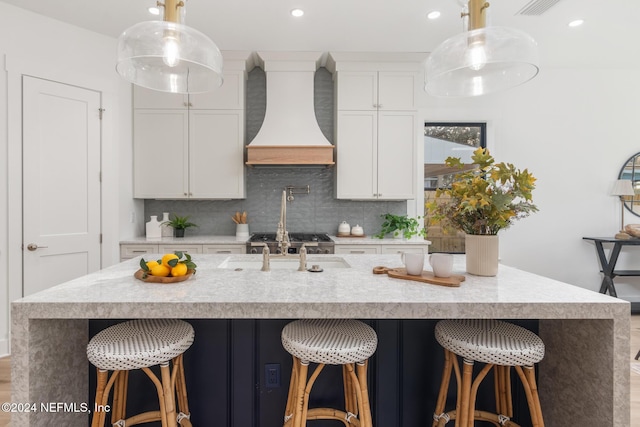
[426,148,538,235]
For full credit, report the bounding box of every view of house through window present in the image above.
[424,123,486,253]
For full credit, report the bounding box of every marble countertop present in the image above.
[13,254,627,320]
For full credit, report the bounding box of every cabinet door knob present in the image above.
[183,102,188,107]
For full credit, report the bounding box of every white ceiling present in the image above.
[2,0,637,69]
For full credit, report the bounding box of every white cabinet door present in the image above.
[120,244,160,261]
[336,71,378,110]
[203,245,245,254]
[134,109,189,199]
[335,69,417,201]
[335,111,377,199]
[189,110,245,199]
[377,111,416,200]
[190,70,244,110]
[336,110,416,200]
[378,72,417,111]
[337,71,416,111]
[133,86,188,109]
[334,245,379,254]
[133,70,245,110]
[158,244,203,254]
[380,244,429,254]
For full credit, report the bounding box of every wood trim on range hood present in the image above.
[246,145,334,166]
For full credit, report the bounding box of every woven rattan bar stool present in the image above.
[432,319,545,427]
[87,319,194,427]
[281,319,378,427]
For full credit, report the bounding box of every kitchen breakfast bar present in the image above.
[11,254,630,426]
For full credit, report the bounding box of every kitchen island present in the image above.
[11,254,629,426]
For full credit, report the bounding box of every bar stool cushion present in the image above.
[435,319,544,366]
[87,319,194,371]
[282,319,377,365]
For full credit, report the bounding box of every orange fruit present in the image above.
[171,263,188,277]
[161,253,179,268]
[150,264,170,277]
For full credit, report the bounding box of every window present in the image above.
[424,123,486,253]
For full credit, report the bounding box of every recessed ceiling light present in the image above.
[291,8,304,17]
[568,19,584,27]
[148,6,160,16]
[427,11,441,20]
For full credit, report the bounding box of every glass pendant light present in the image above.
[116,0,223,94]
[425,0,539,97]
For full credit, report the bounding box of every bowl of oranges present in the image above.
[134,252,197,283]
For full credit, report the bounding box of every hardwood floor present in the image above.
[0,357,9,427]
[1,317,640,427]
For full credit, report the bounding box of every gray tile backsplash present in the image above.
[144,66,406,236]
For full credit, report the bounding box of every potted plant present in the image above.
[426,148,537,276]
[162,214,198,238]
[374,213,426,240]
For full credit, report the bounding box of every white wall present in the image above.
[418,66,640,299]
[0,2,140,356]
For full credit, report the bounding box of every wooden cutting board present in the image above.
[373,266,464,287]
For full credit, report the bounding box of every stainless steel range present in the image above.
[247,233,335,254]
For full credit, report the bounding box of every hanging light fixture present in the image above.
[425,0,539,97]
[116,0,223,94]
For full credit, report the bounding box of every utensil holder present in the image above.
[236,224,249,240]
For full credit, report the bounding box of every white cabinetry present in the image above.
[120,242,245,261]
[334,242,430,255]
[328,54,423,201]
[133,52,250,199]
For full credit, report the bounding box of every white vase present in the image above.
[161,212,173,237]
[465,234,499,276]
[145,215,161,241]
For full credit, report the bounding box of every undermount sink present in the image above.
[218,256,351,270]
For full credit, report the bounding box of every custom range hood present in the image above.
[246,52,334,166]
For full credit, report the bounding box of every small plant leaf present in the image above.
[140,258,149,272]
[168,258,180,268]
[174,251,184,259]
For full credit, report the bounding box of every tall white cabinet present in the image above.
[133,52,251,199]
[327,53,424,200]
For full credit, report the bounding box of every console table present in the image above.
[583,237,640,297]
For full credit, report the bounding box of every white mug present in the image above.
[429,253,453,278]
[401,252,424,276]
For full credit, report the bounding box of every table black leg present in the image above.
[594,242,622,297]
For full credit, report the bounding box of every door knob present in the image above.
[26,243,48,251]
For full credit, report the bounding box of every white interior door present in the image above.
[22,76,101,296]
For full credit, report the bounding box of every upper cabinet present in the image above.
[336,71,417,112]
[133,51,251,199]
[328,53,425,200]
[133,70,244,110]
